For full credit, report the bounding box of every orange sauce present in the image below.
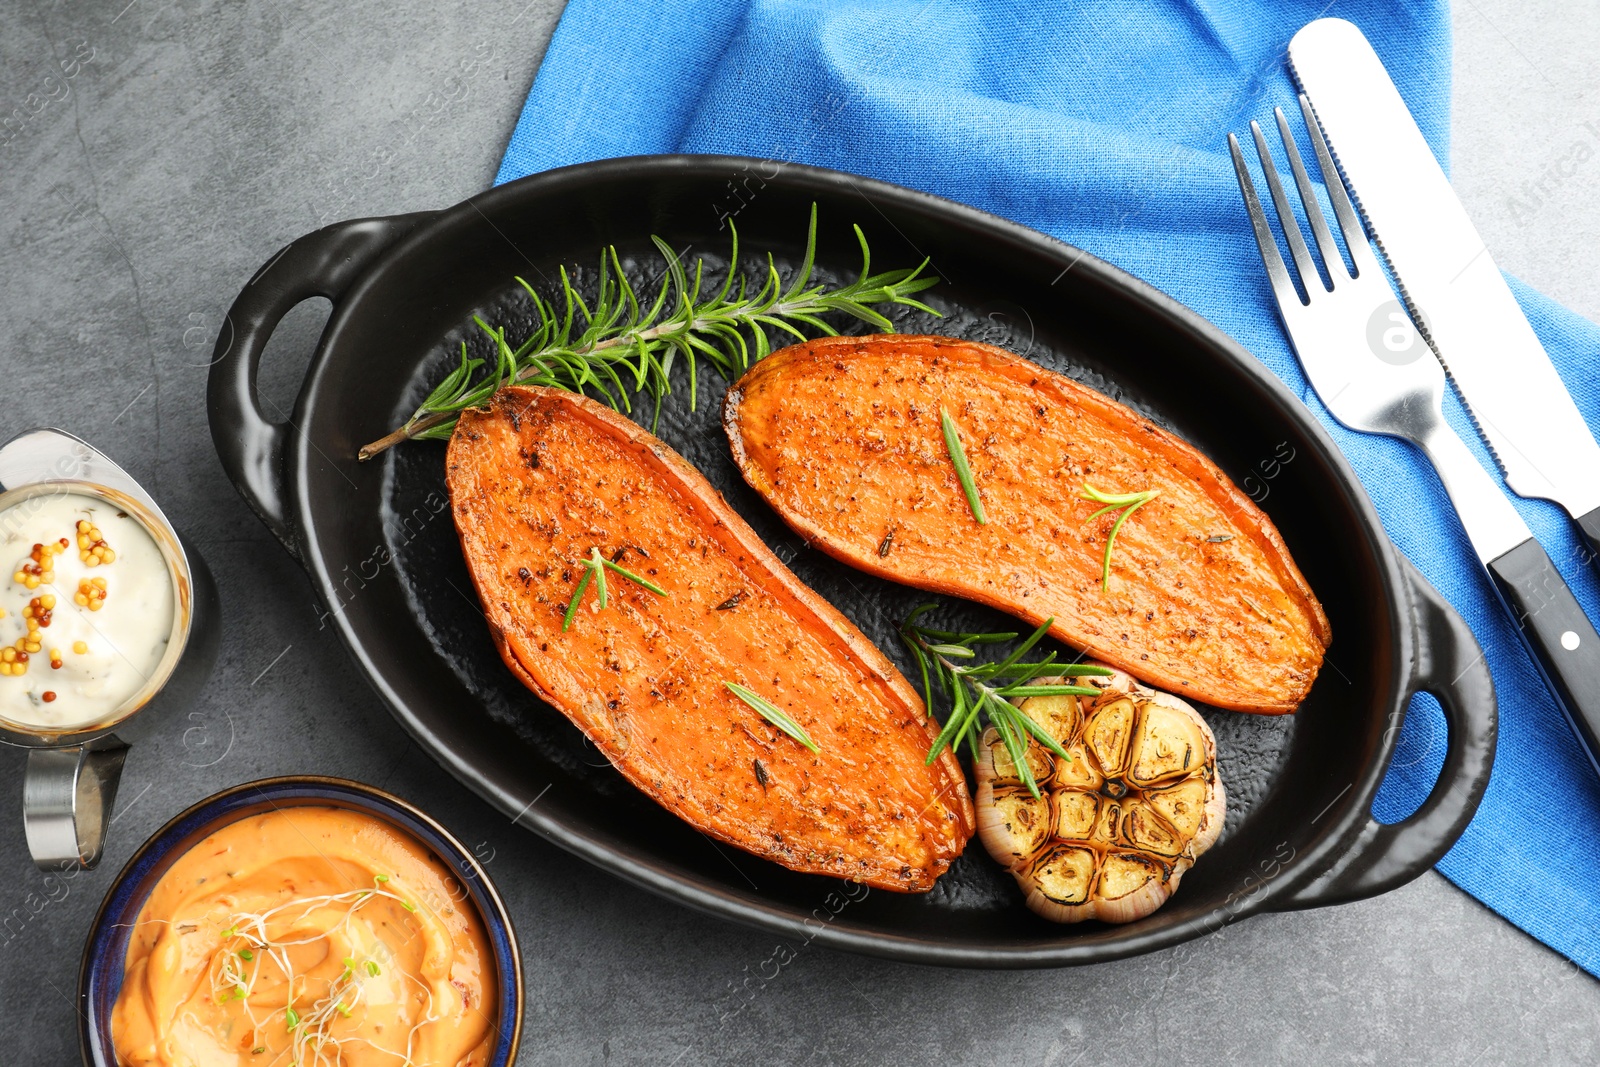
[110,805,497,1066]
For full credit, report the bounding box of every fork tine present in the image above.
[1297,93,1382,276]
[1274,107,1350,282]
[1227,132,1302,312]
[1249,120,1325,296]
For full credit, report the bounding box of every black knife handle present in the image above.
[1487,537,1600,777]
[1577,506,1600,582]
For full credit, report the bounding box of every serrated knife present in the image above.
[1288,18,1600,563]
[1287,17,1600,770]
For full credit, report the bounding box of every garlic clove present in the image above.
[1052,742,1103,791]
[977,787,1052,864]
[1091,854,1176,924]
[1142,777,1209,840]
[1085,697,1137,777]
[1121,798,1186,858]
[1014,692,1082,747]
[987,729,1054,787]
[1053,790,1099,840]
[1029,845,1098,907]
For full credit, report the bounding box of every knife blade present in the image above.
[1288,17,1600,574]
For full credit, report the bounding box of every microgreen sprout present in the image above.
[203,874,440,1066]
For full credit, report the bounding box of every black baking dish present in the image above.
[207,156,1495,966]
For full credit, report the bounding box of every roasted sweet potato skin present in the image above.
[446,387,973,891]
[723,336,1331,715]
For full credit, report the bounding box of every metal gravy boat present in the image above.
[0,429,217,871]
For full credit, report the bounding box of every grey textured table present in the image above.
[2,2,1598,1063]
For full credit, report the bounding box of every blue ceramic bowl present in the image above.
[78,776,523,1066]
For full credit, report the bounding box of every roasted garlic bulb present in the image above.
[976,663,1225,923]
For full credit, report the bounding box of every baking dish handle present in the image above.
[1276,556,1497,908]
[206,213,435,558]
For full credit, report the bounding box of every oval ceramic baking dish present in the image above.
[206,157,1494,967]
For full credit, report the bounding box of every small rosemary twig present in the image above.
[561,548,667,631]
[1079,482,1159,591]
[899,605,1109,798]
[358,205,940,460]
[939,407,986,525]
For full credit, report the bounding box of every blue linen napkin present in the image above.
[496,0,1600,973]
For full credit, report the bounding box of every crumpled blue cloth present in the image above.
[496,0,1600,973]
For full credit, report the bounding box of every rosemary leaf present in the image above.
[589,547,609,610]
[989,698,1040,798]
[725,682,820,753]
[951,685,986,756]
[925,672,970,765]
[898,608,1016,645]
[939,407,987,525]
[898,619,937,715]
[601,557,666,596]
[1013,662,1117,676]
[1002,684,1101,697]
[561,566,594,632]
[984,616,1054,677]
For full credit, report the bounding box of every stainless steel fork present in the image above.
[1228,96,1527,564]
[1234,97,1600,778]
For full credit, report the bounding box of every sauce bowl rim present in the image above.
[76,774,524,1067]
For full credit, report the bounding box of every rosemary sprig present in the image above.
[1079,482,1160,591]
[899,605,1109,798]
[725,681,820,753]
[357,206,940,460]
[561,548,667,631]
[939,407,987,525]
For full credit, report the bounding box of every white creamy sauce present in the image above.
[0,491,175,730]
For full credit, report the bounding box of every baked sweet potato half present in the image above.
[723,335,1331,714]
[446,386,974,891]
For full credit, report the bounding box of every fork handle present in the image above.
[1488,538,1600,780]
[1417,419,1529,566]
